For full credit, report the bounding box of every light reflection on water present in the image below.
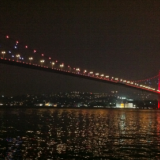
[0,108,160,159]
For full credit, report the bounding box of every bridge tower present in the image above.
[158,70,160,109]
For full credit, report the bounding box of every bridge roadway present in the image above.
[0,58,159,95]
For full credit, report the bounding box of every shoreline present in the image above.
[0,106,157,109]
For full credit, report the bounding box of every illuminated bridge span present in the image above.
[0,58,159,95]
[1,35,160,108]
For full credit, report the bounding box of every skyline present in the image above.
[0,1,160,95]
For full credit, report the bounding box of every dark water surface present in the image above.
[0,108,160,159]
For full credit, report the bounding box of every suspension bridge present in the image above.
[0,35,160,108]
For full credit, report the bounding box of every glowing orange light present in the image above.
[158,71,160,109]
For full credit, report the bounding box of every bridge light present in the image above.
[16,54,20,61]
[76,68,80,71]
[60,64,64,68]
[100,74,104,77]
[84,70,87,73]
[6,35,9,38]
[25,45,28,48]
[33,50,36,53]
[29,57,33,63]
[51,62,55,69]
[40,60,45,66]
[89,72,94,76]
[1,51,6,58]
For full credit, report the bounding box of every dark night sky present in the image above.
[0,0,160,96]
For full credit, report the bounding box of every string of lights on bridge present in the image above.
[0,35,160,94]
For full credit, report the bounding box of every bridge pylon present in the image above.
[158,71,160,109]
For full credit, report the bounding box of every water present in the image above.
[0,108,160,159]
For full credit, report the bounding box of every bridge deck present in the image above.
[0,58,159,95]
